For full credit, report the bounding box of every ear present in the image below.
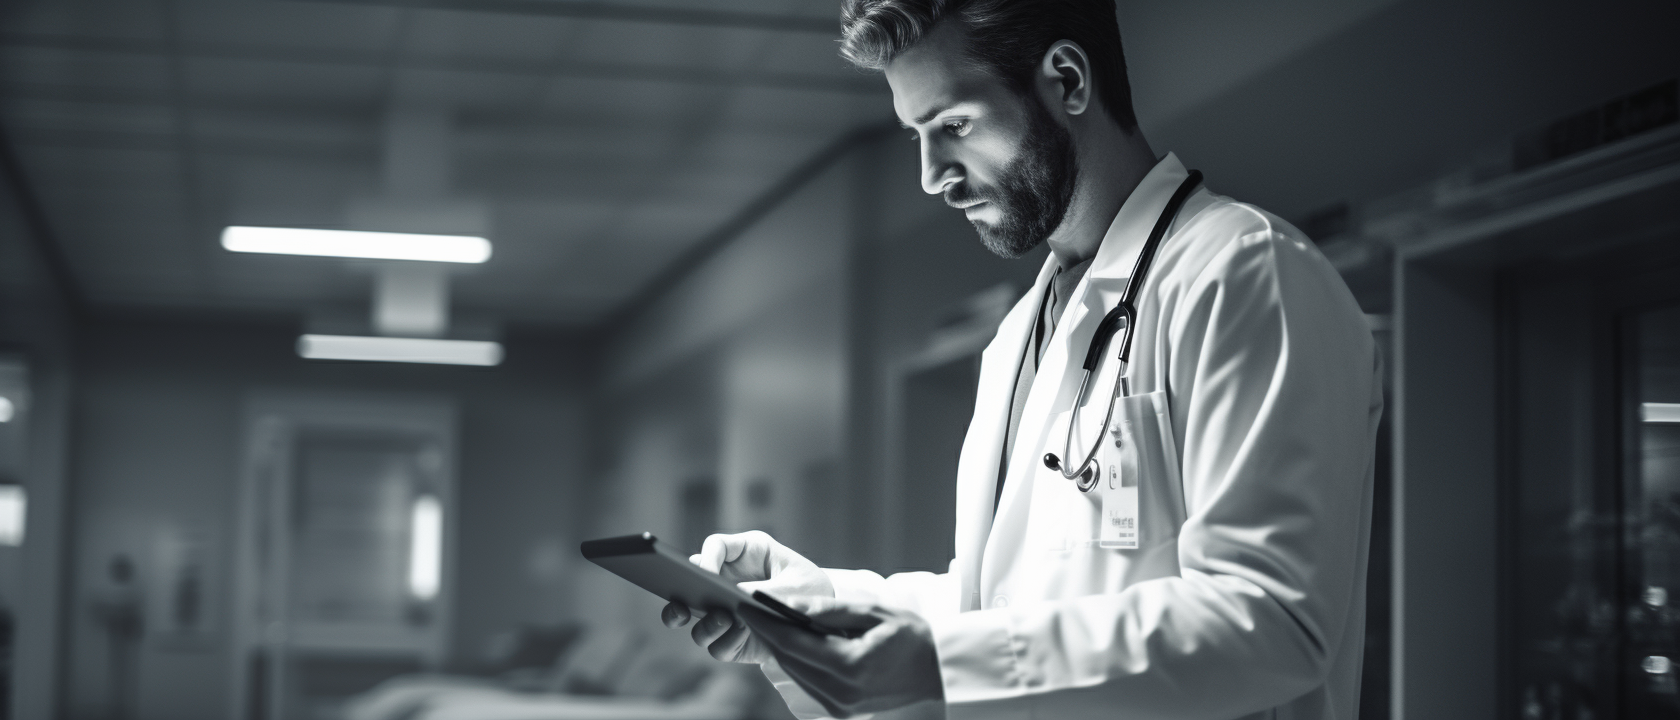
[1038,40,1092,116]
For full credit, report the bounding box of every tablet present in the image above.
[580,532,859,638]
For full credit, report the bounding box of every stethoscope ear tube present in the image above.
[1083,305,1132,372]
[1055,169,1202,487]
[1113,169,1203,367]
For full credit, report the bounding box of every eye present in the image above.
[943,119,972,138]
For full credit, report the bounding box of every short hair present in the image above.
[839,0,1138,131]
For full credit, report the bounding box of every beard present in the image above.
[945,94,1080,259]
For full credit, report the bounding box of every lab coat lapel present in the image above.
[977,154,1193,596]
[953,256,1058,612]
[1086,154,1191,284]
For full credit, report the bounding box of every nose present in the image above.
[920,137,962,196]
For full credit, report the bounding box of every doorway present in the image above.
[1619,291,1680,717]
[231,392,456,720]
[1499,237,1680,720]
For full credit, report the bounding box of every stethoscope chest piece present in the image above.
[1043,452,1099,491]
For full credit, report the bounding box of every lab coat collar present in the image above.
[1087,153,1191,281]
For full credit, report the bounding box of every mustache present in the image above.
[943,183,987,209]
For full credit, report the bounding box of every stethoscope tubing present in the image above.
[1050,170,1203,488]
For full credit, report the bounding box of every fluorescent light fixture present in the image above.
[0,486,24,546]
[222,226,490,264]
[1644,402,1680,424]
[298,335,503,366]
[408,494,442,600]
[0,396,11,422]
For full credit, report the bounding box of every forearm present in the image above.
[824,565,957,620]
[928,569,1339,720]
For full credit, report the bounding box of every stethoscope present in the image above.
[1042,170,1202,492]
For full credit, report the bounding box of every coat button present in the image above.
[992,595,1009,608]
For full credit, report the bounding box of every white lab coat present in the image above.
[766,154,1382,720]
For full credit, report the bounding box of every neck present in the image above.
[1045,122,1155,268]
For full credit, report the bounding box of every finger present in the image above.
[661,601,692,628]
[696,534,747,573]
[706,613,755,662]
[690,608,735,648]
[737,577,804,598]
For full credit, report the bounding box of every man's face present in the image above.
[885,23,1079,259]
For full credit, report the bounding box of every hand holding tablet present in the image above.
[581,532,862,639]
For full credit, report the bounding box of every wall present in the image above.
[61,313,593,720]
[1149,0,1680,223]
[0,130,78,720]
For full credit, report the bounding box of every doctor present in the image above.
[663,1,1383,719]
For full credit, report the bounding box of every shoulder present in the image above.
[1162,194,1335,295]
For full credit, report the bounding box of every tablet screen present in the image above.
[580,532,858,637]
[581,532,769,615]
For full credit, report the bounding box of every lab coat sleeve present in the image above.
[823,562,961,620]
[926,227,1380,720]
[760,565,960,719]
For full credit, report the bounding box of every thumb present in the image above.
[736,578,777,597]
[738,576,805,597]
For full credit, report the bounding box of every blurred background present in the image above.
[0,0,1677,719]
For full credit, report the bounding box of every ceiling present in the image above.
[0,0,886,326]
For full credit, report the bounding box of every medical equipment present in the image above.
[1043,170,1203,491]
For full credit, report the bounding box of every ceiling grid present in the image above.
[0,0,882,324]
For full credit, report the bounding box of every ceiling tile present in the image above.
[386,67,543,112]
[181,56,384,106]
[0,96,175,137]
[559,20,773,72]
[171,0,402,54]
[0,45,172,95]
[1,0,167,42]
[188,106,372,151]
[754,30,865,78]
[533,75,720,128]
[403,9,580,63]
[218,156,376,228]
[716,85,884,132]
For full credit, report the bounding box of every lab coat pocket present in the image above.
[1027,408,1103,554]
[1107,390,1186,552]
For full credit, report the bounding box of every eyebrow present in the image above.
[909,102,954,127]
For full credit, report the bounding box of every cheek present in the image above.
[962,133,1025,186]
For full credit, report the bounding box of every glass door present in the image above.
[0,358,27,720]
[1625,303,1680,718]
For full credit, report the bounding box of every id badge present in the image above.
[1098,415,1139,549]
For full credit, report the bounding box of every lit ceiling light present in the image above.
[298,335,503,366]
[409,494,442,601]
[222,226,491,264]
[1645,402,1680,423]
[0,486,24,546]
